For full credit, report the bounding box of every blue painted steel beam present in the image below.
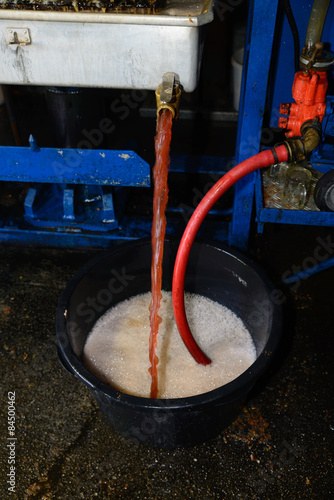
[22,184,119,232]
[283,256,334,284]
[229,0,280,250]
[0,145,150,187]
[254,166,334,229]
[256,206,334,227]
[0,215,229,249]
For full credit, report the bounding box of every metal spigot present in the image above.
[155,72,182,119]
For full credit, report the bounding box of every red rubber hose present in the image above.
[172,145,289,365]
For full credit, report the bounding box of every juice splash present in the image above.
[149,108,173,398]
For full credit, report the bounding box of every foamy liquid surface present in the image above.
[83,292,256,399]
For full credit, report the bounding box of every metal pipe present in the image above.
[155,73,182,119]
[302,123,321,154]
[305,0,331,48]
[283,118,322,162]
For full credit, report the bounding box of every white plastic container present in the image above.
[231,47,244,111]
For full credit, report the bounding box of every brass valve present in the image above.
[155,72,182,119]
[282,118,322,163]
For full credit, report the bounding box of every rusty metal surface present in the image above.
[0,0,160,14]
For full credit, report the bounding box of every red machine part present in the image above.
[278,70,328,137]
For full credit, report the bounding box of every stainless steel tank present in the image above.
[0,0,214,91]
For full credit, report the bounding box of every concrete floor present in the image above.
[0,223,333,499]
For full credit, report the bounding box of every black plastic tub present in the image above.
[56,238,282,448]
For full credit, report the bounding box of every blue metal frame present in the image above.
[229,0,281,249]
[0,135,151,238]
[230,0,334,251]
[283,255,334,284]
[0,147,232,247]
[255,96,334,233]
[0,137,150,187]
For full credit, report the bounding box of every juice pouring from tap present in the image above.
[149,108,173,398]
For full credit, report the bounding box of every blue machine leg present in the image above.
[24,187,37,219]
[229,0,280,250]
[101,190,117,224]
[63,187,75,220]
[0,137,150,239]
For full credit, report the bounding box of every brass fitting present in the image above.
[155,72,182,119]
[283,118,322,162]
[301,119,322,153]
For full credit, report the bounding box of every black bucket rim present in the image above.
[56,237,282,410]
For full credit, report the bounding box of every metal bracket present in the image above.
[159,72,180,104]
[5,28,31,46]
